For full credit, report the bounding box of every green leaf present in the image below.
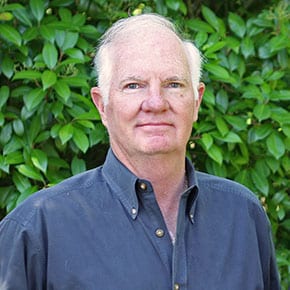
[72,127,89,153]
[0,123,12,145]
[13,70,42,80]
[253,104,271,122]
[186,19,215,33]
[2,56,14,79]
[245,74,264,85]
[266,71,285,81]
[235,170,252,189]
[228,12,246,38]
[13,119,24,136]
[271,107,290,126]
[266,133,285,160]
[270,90,290,101]
[54,79,71,102]
[204,41,226,56]
[29,0,45,22]
[266,157,280,173]
[216,116,229,136]
[204,63,230,80]
[207,144,223,165]
[6,151,24,165]
[3,136,23,155]
[39,25,56,43]
[26,115,41,146]
[17,164,44,182]
[269,35,289,52]
[201,6,219,31]
[57,31,79,51]
[165,0,180,11]
[0,155,9,173]
[59,123,73,144]
[194,31,208,48]
[42,42,58,69]
[71,156,86,175]
[23,27,38,42]
[242,85,262,100]
[13,7,32,27]
[241,37,255,58]
[224,132,242,143]
[0,24,22,46]
[251,169,269,196]
[248,124,272,143]
[225,115,247,131]
[76,120,95,129]
[0,86,10,109]
[213,131,242,143]
[31,149,48,173]
[64,48,84,61]
[200,133,213,150]
[216,90,229,113]
[23,88,45,111]
[0,186,14,208]
[258,42,274,59]
[62,77,89,89]
[225,36,240,52]
[41,70,57,90]
[89,123,107,146]
[80,25,99,36]
[0,112,4,127]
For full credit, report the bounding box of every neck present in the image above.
[113,147,187,239]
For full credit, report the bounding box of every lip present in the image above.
[136,122,173,128]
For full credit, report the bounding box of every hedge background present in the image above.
[0,0,289,288]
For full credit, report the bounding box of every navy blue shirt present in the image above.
[0,149,280,290]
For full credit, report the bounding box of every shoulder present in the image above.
[1,167,104,227]
[195,171,262,209]
[194,171,272,234]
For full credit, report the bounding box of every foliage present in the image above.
[0,0,289,288]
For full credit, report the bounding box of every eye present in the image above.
[167,82,183,88]
[168,82,182,89]
[125,83,141,89]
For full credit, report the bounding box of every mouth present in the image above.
[136,122,173,128]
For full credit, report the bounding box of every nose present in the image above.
[141,85,169,112]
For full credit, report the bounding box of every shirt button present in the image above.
[174,283,180,290]
[131,208,137,215]
[155,228,165,238]
[139,182,147,190]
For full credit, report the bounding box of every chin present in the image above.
[139,144,176,156]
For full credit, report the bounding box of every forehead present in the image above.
[110,26,190,78]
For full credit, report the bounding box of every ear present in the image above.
[91,87,108,127]
[193,82,205,121]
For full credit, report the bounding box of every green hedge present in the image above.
[0,0,289,288]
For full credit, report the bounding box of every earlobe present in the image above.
[197,82,205,103]
[91,87,107,126]
[193,82,205,121]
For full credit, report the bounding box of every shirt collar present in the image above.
[102,148,199,221]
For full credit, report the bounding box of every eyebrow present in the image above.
[164,76,190,85]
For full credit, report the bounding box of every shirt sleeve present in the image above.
[268,229,281,290]
[0,218,45,290]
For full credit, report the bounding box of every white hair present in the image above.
[93,13,203,104]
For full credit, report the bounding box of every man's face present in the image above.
[92,27,203,160]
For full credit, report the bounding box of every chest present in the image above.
[42,201,265,290]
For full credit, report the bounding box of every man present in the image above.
[0,14,280,290]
